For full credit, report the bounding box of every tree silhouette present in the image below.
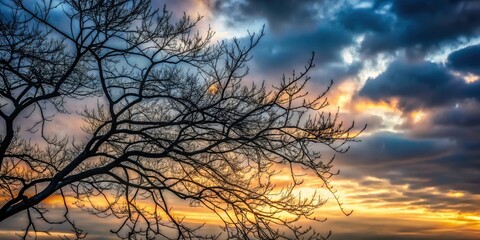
[0,0,363,239]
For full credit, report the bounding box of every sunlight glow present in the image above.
[411,110,426,123]
[5,174,480,239]
[464,74,479,83]
[354,98,404,131]
[448,191,465,198]
[451,71,480,84]
[207,83,219,94]
[335,80,357,108]
[464,215,480,222]
[354,99,400,113]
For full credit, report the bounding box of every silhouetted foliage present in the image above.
[0,0,363,239]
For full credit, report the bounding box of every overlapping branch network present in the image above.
[0,0,363,239]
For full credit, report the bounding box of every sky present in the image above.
[163,0,480,239]
[1,0,480,239]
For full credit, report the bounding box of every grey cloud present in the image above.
[361,0,480,56]
[358,60,480,111]
[338,111,384,133]
[341,132,453,165]
[332,131,480,227]
[398,99,480,143]
[433,102,480,128]
[339,131,480,195]
[248,23,354,76]
[337,7,392,33]
[213,0,323,33]
[447,44,480,75]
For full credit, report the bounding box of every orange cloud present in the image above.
[354,98,401,113]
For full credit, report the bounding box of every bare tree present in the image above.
[0,0,363,239]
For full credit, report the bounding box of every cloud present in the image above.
[213,0,480,57]
[358,60,480,111]
[433,102,480,128]
[359,0,480,56]
[212,0,323,33]
[447,44,480,75]
[245,23,355,80]
[355,56,480,197]
[339,131,480,195]
[398,100,480,147]
[333,132,480,227]
[337,7,393,34]
[342,132,453,165]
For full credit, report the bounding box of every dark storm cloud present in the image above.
[206,0,480,59]
[312,61,363,81]
[400,100,480,146]
[245,22,356,80]
[433,102,480,128]
[447,44,480,75]
[336,7,392,34]
[213,0,322,32]
[359,0,480,56]
[343,132,453,165]
[199,0,360,85]
[359,60,480,111]
[210,0,363,83]
[389,152,480,193]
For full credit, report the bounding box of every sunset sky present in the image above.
[1,0,480,239]
[168,1,480,239]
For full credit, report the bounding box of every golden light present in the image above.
[43,195,72,207]
[354,98,400,113]
[411,110,426,123]
[448,191,465,198]
[207,83,219,94]
[6,174,480,239]
[451,71,479,84]
[335,80,357,108]
[464,74,479,84]
[464,215,480,221]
